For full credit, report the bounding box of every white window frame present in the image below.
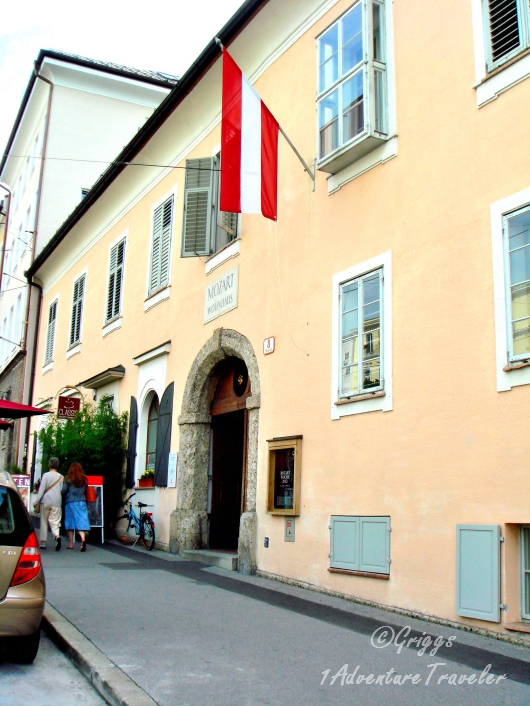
[44,296,59,366]
[332,251,392,419]
[491,187,530,390]
[316,0,397,177]
[472,0,530,106]
[521,525,530,621]
[69,270,87,348]
[104,231,127,326]
[146,187,177,299]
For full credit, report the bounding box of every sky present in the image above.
[0,0,245,155]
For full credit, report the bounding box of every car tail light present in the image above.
[10,532,42,587]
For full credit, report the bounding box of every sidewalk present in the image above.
[39,539,530,706]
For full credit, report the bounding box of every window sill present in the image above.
[476,50,530,107]
[335,390,385,405]
[102,317,122,338]
[66,343,81,359]
[144,286,170,312]
[42,362,53,375]
[503,360,530,372]
[318,133,389,176]
[504,622,530,634]
[206,238,241,275]
[327,137,398,194]
[328,567,389,580]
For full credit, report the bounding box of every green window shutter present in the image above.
[182,157,214,257]
[359,517,390,574]
[456,524,501,622]
[69,275,85,346]
[149,196,174,295]
[106,238,125,322]
[44,300,57,364]
[154,383,174,487]
[330,516,359,570]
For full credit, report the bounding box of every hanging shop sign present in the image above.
[57,396,81,419]
[204,265,239,323]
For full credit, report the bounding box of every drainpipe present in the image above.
[22,279,42,471]
[0,182,12,293]
[19,67,54,470]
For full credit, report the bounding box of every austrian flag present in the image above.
[220,48,279,221]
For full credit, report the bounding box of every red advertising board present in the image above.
[57,396,81,419]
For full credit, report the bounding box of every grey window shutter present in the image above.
[45,300,57,363]
[126,396,138,489]
[69,275,85,346]
[182,157,214,257]
[330,516,359,570]
[359,517,390,574]
[456,524,501,622]
[106,239,125,322]
[149,196,173,295]
[486,0,521,67]
[154,382,174,486]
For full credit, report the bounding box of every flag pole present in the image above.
[278,126,315,183]
[215,37,315,185]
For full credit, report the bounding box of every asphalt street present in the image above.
[0,633,107,706]
[36,538,530,706]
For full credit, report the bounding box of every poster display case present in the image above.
[86,475,104,543]
[266,436,302,516]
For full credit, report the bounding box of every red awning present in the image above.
[0,420,13,430]
[0,400,51,419]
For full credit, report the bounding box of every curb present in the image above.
[42,603,159,706]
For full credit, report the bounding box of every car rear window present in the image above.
[0,487,33,547]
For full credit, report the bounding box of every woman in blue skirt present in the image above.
[62,462,90,552]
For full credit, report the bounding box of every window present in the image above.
[330,515,390,575]
[317,0,388,173]
[106,238,125,323]
[503,206,530,361]
[149,195,174,295]
[522,526,530,621]
[146,396,159,472]
[340,269,382,397]
[69,275,85,347]
[182,157,238,257]
[44,299,57,365]
[483,0,530,71]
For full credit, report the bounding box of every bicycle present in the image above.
[113,493,155,551]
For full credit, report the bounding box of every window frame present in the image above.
[44,297,58,366]
[331,251,392,419]
[147,189,176,297]
[181,156,238,258]
[339,268,384,398]
[316,0,389,173]
[69,273,86,348]
[482,0,530,72]
[105,235,127,325]
[502,204,530,363]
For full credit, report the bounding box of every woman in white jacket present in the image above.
[33,457,63,551]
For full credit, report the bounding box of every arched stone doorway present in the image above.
[169,328,260,574]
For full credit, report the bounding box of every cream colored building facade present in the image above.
[28,0,530,640]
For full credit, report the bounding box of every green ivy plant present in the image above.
[38,396,128,534]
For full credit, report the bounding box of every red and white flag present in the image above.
[220,48,279,221]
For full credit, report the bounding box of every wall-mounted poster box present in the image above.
[266,435,302,516]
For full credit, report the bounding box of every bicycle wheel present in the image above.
[141,516,155,550]
[114,515,136,545]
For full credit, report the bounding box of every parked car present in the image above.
[0,470,45,662]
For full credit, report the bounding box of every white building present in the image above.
[0,50,176,470]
